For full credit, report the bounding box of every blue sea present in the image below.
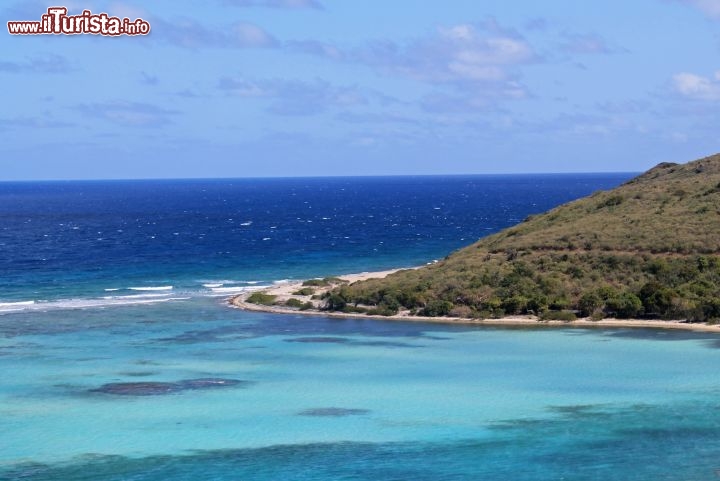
[3,174,720,480]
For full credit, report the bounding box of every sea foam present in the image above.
[0,295,187,314]
[128,286,173,291]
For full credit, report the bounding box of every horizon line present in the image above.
[0,171,639,183]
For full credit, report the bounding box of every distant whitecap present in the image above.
[128,286,173,291]
[0,300,35,308]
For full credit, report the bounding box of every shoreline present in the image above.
[228,267,720,333]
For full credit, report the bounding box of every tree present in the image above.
[639,282,674,317]
[605,292,642,318]
[325,293,347,311]
[578,291,602,317]
[420,300,454,317]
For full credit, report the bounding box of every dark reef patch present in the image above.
[117,371,157,377]
[571,328,720,349]
[298,407,371,417]
[546,404,611,417]
[353,340,420,348]
[5,399,720,481]
[90,378,248,396]
[286,337,350,344]
[178,378,246,390]
[92,382,178,396]
[284,336,419,348]
[133,359,163,366]
[155,325,255,344]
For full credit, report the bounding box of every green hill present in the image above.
[325,153,720,322]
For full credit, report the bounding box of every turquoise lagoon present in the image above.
[2,297,720,480]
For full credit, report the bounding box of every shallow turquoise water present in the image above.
[2,297,720,480]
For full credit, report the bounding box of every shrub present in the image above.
[605,292,643,318]
[341,305,368,314]
[300,301,314,311]
[501,295,527,314]
[700,298,720,322]
[646,258,669,276]
[566,265,584,279]
[597,195,624,209]
[366,306,398,316]
[597,286,619,300]
[293,287,315,296]
[578,291,603,317]
[540,310,577,322]
[549,298,571,310]
[419,300,454,317]
[303,279,329,287]
[323,277,347,284]
[324,293,347,311]
[448,305,474,318]
[246,292,277,306]
[639,282,675,317]
[285,298,305,308]
[526,295,548,315]
[378,293,401,311]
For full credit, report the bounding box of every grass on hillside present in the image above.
[323,154,720,323]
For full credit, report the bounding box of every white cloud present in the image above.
[426,25,534,82]
[447,37,533,81]
[440,25,475,41]
[287,21,537,115]
[355,23,535,90]
[673,71,720,100]
[290,21,535,107]
[293,23,535,86]
[232,22,277,47]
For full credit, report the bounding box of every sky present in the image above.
[1,0,719,180]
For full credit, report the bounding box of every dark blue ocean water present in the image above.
[0,174,630,305]
[5,174,720,481]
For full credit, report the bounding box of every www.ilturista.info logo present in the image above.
[7,7,150,36]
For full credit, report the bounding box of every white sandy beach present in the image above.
[229,268,720,333]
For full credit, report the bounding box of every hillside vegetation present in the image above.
[325,154,720,322]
